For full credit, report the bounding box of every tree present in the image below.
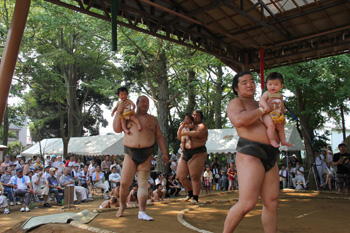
[270,54,350,189]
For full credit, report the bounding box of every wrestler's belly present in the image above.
[190,138,207,149]
[123,126,155,148]
[237,123,279,145]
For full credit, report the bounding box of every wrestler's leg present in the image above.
[223,152,265,233]
[117,154,137,217]
[121,118,129,134]
[176,157,192,193]
[275,123,293,147]
[129,115,142,131]
[260,163,279,233]
[188,152,207,197]
[137,154,153,220]
[262,114,279,148]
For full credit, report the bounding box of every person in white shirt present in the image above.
[44,155,51,167]
[0,182,10,214]
[43,166,51,180]
[59,167,88,204]
[14,154,23,170]
[279,165,288,189]
[314,150,325,188]
[32,167,50,207]
[109,165,121,189]
[92,165,110,199]
[52,155,65,179]
[8,168,34,212]
[292,161,306,189]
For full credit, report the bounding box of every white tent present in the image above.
[21,134,124,157]
[206,125,304,154]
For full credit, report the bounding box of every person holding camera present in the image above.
[32,167,51,207]
[292,161,306,189]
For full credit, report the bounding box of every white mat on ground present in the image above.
[21,209,98,230]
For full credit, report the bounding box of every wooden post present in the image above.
[0,0,31,126]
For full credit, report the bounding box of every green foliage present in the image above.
[7,140,23,157]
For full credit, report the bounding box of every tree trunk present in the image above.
[340,104,346,141]
[214,64,223,129]
[58,102,69,158]
[2,104,9,146]
[296,86,316,189]
[186,69,196,114]
[156,50,169,173]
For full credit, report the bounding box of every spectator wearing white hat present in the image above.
[8,167,34,212]
[15,155,23,170]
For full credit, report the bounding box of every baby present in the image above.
[259,72,293,148]
[180,113,194,152]
[111,87,142,134]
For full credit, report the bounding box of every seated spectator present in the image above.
[47,168,64,206]
[71,164,80,185]
[152,184,164,202]
[127,184,138,207]
[279,165,288,189]
[44,155,51,167]
[51,155,64,179]
[14,154,23,170]
[65,155,76,167]
[26,169,34,182]
[292,161,306,189]
[78,165,93,201]
[43,166,51,180]
[0,182,10,214]
[33,156,44,170]
[9,162,17,176]
[109,165,121,189]
[8,167,34,212]
[0,155,11,174]
[88,159,97,177]
[155,173,167,196]
[59,167,88,204]
[32,167,50,207]
[166,174,181,197]
[0,167,15,205]
[323,161,335,190]
[92,165,110,199]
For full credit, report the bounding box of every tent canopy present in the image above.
[21,134,124,157]
[207,125,304,154]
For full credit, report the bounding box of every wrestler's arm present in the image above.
[155,118,169,165]
[227,99,263,128]
[259,91,270,112]
[181,123,207,138]
[113,101,127,133]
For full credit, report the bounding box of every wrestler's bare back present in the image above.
[227,98,279,145]
[123,113,156,148]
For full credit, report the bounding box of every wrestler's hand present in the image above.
[162,154,169,166]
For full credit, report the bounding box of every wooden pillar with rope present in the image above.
[0,0,31,126]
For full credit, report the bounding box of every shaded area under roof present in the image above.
[44,0,350,72]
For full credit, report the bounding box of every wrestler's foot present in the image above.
[116,203,126,218]
[138,212,154,221]
[281,141,293,147]
[189,199,199,205]
[183,195,192,201]
[270,140,280,148]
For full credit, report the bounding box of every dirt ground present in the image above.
[2,190,350,233]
